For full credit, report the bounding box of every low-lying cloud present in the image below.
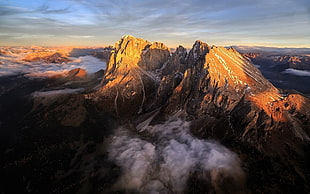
[0,53,106,78]
[108,118,246,193]
[32,88,84,98]
[283,68,310,77]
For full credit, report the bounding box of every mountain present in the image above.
[1,35,310,193]
[83,35,310,192]
[92,35,309,145]
[23,51,71,63]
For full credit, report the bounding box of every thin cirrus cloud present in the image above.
[0,0,309,47]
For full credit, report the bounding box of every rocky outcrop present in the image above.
[24,51,71,63]
[242,53,310,96]
[92,47,112,61]
[158,42,310,154]
[243,53,310,71]
[288,56,310,70]
[92,35,170,116]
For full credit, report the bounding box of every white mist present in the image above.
[108,118,246,193]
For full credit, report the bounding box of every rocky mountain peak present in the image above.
[23,50,71,63]
[105,35,170,77]
[175,45,187,54]
[3,36,310,193]
[187,40,210,62]
[205,46,280,104]
[95,35,170,116]
[41,36,308,183]
[94,36,309,137]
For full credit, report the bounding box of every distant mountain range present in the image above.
[233,45,310,56]
[235,47,310,96]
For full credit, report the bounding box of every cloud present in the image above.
[69,55,106,73]
[36,3,70,14]
[0,3,70,16]
[283,68,310,77]
[31,88,85,105]
[67,0,310,46]
[32,88,85,98]
[108,118,246,193]
[68,35,95,39]
[0,0,309,47]
[0,5,29,16]
[0,51,106,77]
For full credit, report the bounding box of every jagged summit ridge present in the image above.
[8,35,310,193]
[93,35,170,115]
[205,46,281,112]
[91,35,309,149]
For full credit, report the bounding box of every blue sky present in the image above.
[0,0,309,47]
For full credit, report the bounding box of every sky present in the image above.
[0,0,309,48]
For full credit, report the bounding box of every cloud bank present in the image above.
[0,53,106,78]
[283,68,310,77]
[108,118,246,193]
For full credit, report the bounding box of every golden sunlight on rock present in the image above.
[95,35,170,116]
[23,49,71,63]
[2,35,310,194]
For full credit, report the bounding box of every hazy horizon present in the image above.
[1,0,309,48]
[1,38,310,50]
